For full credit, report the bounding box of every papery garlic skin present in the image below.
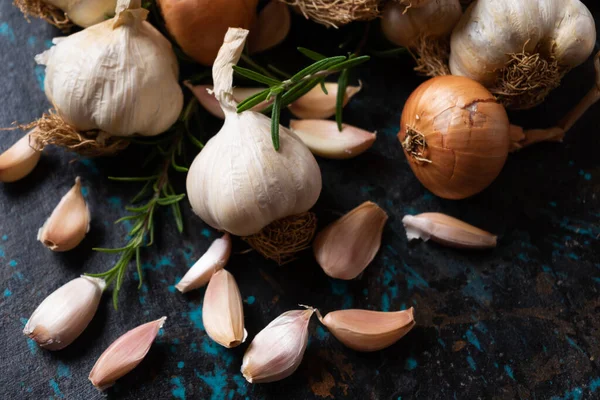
[176,233,231,293]
[23,276,105,351]
[202,270,246,348]
[45,0,118,27]
[38,177,90,252]
[36,0,183,137]
[403,213,496,249]
[89,317,166,390]
[0,130,42,183]
[318,308,415,352]
[288,83,362,120]
[450,0,595,106]
[313,201,388,280]
[241,308,314,383]
[186,28,322,236]
[290,119,376,159]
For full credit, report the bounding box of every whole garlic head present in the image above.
[186,28,322,236]
[46,0,118,27]
[35,0,183,137]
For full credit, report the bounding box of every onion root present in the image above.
[281,0,380,28]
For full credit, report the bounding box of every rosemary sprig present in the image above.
[86,99,203,309]
[234,48,370,150]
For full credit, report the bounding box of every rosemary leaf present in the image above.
[93,246,134,254]
[297,47,327,61]
[232,65,282,86]
[157,194,186,206]
[271,93,283,150]
[115,215,141,224]
[320,80,329,95]
[109,175,159,182]
[237,89,271,113]
[171,153,189,172]
[172,202,184,233]
[136,247,143,289]
[187,132,204,149]
[336,69,349,131]
[327,55,370,72]
[289,56,346,83]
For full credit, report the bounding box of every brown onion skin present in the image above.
[398,76,510,200]
[158,0,258,66]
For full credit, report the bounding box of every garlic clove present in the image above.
[402,212,497,249]
[176,233,232,293]
[241,308,315,383]
[289,119,376,159]
[202,269,246,348]
[248,1,291,54]
[318,308,415,352]
[38,177,90,252]
[313,201,388,280]
[23,275,105,351]
[288,83,362,119]
[0,130,42,183]
[89,317,166,390]
[185,82,272,119]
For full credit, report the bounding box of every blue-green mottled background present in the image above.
[0,1,599,399]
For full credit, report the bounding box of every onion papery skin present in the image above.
[398,76,510,200]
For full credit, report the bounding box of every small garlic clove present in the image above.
[0,130,42,183]
[248,1,291,54]
[241,308,315,383]
[289,119,376,159]
[38,177,90,252]
[176,233,232,293]
[88,316,166,390]
[23,275,105,351]
[185,82,272,119]
[288,83,362,119]
[402,212,497,249]
[313,201,388,280]
[317,308,415,352]
[202,269,246,348]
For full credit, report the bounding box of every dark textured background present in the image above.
[1,1,599,399]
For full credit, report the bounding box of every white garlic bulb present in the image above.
[186,28,322,236]
[46,0,118,27]
[450,0,596,109]
[35,0,183,137]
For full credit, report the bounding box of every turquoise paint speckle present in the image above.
[142,255,174,271]
[504,365,515,380]
[565,336,585,353]
[466,356,477,371]
[437,338,446,349]
[168,284,177,293]
[465,329,481,351]
[44,39,53,49]
[246,295,255,305]
[404,357,417,370]
[27,36,37,47]
[201,229,211,238]
[81,187,89,197]
[170,377,186,400]
[590,377,600,392]
[403,262,429,290]
[2,235,7,241]
[517,253,529,262]
[178,361,185,369]
[584,173,591,181]
[0,23,16,43]
[551,387,583,400]
[363,288,368,296]
[191,342,198,352]
[0,246,4,257]
[315,326,329,341]
[49,379,64,398]
[549,201,557,207]
[108,197,122,209]
[9,260,17,267]
[232,375,247,396]
[422,192,434,201]
[381,292,390,311]
[329,280,353,308]
[475,322,488,334]
[79,159,99,175]
[34,65,45,91]
[462,273,492,305]
[20,318,37,355]
[201,337,234,366]
[57,362,70,378]
[196,366,228,400]
[13,271,24,281]
[4,288,11,297]
[188,306,204,330]
[567,253,579,261]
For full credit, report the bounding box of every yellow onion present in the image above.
[398,76,509,200]
[157,0,258,66]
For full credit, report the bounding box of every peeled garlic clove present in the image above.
[289,119,376,159]
[242,308,314,383]
[38,177,90,252]
[0,130,42,183]
[89,317,166,390]
[248,1,291,54]
[313,201,388,280]
[318,308,415,352]
[202,269,246,348]
[402,212,497,249]
[23,276,105,351]
[288,83,362,119]
[176,233,231,293]
[185,83,271,119]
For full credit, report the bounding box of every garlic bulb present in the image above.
[186,28,322,237]
[23,276,105,350]
[38,177,90,252]
[14,0,117,28]
[0,130,42,183]
[34,0,183,146]
[450,0,596,109]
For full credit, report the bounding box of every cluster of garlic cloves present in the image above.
[176,233,232,293]
[38,177,90,252]
[89,317,166,390]
[0,130,42,183]
[313,201,388,279]
[402,212,497,249]
[23,276,105,350]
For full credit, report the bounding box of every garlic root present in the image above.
[281,0,380,28]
